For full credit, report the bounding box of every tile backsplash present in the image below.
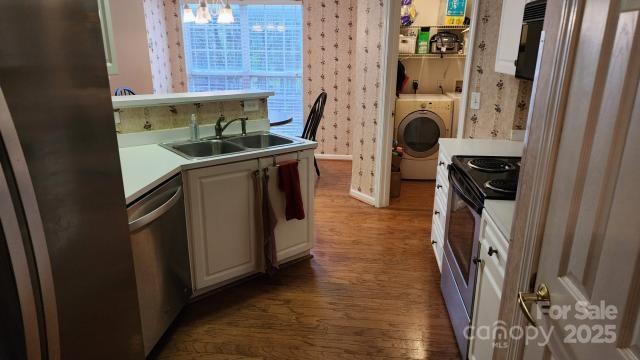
[114,99,268,134]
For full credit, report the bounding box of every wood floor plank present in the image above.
[153,160,459,359]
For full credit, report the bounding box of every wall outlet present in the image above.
[436,80,444,90]
[243,99,260,112]
[470,92,481,110]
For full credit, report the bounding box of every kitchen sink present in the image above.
[161,139,245,159]
[226,133,294,149]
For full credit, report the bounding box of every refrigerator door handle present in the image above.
[128,186,183,232]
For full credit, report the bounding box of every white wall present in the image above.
[413,0,441,26]
[107,0,153,95]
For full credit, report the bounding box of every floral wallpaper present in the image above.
[143,0,187,94]
[114,99,268,133]
[464,0,533,138]
[350,0,386,197]
[303,0,357,156]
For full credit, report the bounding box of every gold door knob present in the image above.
[518,283,551,326]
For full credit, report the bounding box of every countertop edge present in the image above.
[123,140,317,205]
[112,90,275,109]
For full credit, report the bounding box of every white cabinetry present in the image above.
[185,160,260,291]
[97,0,118,75]
[185,149,316,293]
[495,0,526,75]
[431,148,452,271]
[259,150,315,263]
[468,211,509,360]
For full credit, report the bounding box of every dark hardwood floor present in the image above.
[154,160,459,360]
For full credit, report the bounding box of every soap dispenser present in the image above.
[190,114,199,141]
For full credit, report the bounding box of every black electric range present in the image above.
[441,155,521,357]
[451,155,521,202]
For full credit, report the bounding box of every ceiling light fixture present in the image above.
[194,0,212,24]
[182,4,196,23]
[217,1,235,24]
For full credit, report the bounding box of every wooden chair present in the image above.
[301,92,327,177]
[114,87,136,96]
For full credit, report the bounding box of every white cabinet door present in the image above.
[260,150,315,263]
[468,212,509,359]
[495,0,526,75]
[186,160,260,291]
[97,0,118,75]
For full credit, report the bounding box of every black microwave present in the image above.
[515,0,547,80]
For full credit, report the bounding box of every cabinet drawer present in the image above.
[431,215,445,270]
[433,191,447,231]
[479,212,509,280]
[436,168,449,196]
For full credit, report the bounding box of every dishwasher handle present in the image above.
[129,186,183,232]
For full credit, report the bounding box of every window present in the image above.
[182,3,303,137]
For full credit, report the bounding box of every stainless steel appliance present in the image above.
[128,175,191,356]
[515,0,547,80]
[430,32,461,54]
[441,156,520,357]
[0,1,144,358]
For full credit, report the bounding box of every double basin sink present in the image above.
[160,132,297,160]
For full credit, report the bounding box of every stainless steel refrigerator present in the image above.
[0,0,144,358]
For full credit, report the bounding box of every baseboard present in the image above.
[349,188,376,206]
[314,153,352,161]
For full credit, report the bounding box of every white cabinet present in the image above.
[431,148,451,271]
[468,211,509,360]
[185,160,260,291]
[495,0,527,75]
[97,0,118,75]
[259,150,315,263]
[185,149,316,293]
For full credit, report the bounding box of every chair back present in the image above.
[301,92,327,141]
[114,87,136,96]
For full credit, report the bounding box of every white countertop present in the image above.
[112,90,274,109]
[439,138,524,157]
[120,135,317,205]
[439,138,524,240]
[484,200,516,239]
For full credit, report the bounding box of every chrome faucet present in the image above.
[189,114,199,141]
[214,115,248,139]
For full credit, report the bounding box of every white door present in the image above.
[521,1,640,358]
[261,150,314,263]
[186,160,260,290]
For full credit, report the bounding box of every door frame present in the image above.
[494,0,581,358]
[375,0,481,208]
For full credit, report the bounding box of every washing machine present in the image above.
[394,94,453,180]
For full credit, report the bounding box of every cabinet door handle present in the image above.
[436,184,443,189]
[439,161,445,166]
[434,210,440,215]
[472,257,482,265]
[488,247,498,257]
[431,240,437,245]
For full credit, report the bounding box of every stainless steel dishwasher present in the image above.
[127,175,191,356]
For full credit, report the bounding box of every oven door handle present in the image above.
[448,168,483,212]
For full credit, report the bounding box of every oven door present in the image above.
[443,165,483,315]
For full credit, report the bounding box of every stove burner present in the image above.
[468,158,514,172]
[485,179,518,193]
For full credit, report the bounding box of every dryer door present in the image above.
[397,110,446,158]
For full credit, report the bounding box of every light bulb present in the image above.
[195,1,212,24]
[217,4,234,24]
[182,4,195,23]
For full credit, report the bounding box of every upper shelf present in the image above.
[401,24,470,30]
[398,53,466,59]
[111,90,275,109]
